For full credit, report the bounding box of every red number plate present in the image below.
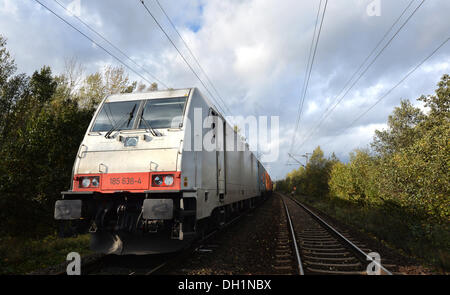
[102,173,149,191]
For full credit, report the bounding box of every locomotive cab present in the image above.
[55,89,196,254]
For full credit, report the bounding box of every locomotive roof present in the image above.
[105,88,193,103]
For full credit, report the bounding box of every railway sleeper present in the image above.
[276,259,293,264]
[301,242,341,247]
[299,235,335,240]
[277,245,290,250]
[276,253,291,258]
[303,255,357,262]
[300,240,337,244]
[305,261,362,268]
[302,230,327,234]
[301,242,342,247]
[301,246,346,251]
[306,267,366,275]
[274,265,293,271]
[304,251,352,256]
[298,233,332,237]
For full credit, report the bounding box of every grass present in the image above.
[0,234,92,275]
[293,193,450,272]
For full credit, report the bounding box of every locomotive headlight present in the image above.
[164,175,174,186]
[81,178,91,188]
[124,136,138,147]
[153,176,163,186]
[91,177,100,187]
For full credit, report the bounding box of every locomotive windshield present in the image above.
[92,100,140,132]
[139,97,186,129]
[91,97,187,132]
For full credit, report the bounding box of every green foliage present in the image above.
[277,74,450,270]
[30,66,57,104]
[329,149,379,203]
[276,146,336,198]
[327,74,449,222]
[0,35,16,86]
[0,234,91,274]
[78,65,137,109]
[298,194,449,271]
[372,99,425,155]
[374,75,450,221]
[0,68,93,237]
[0,36,144,238]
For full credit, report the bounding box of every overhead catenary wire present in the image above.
[313,0,416,127]
[154,0,233,117]
[52,0,169,89]
[288,0,328,156]
[297,0,426,151]
[139,0,228,117]
[306,37,449,153]
[288,0,323,158]
[347,37,449,128]
[33,0,165,89]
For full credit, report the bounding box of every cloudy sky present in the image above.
[1,0,449,180]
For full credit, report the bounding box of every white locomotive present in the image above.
[55,88,272,254]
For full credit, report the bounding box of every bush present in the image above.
[277,74,450,270]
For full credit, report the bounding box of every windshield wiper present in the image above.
[105,104,137,139]
[140,103,162,137]
[139,113,160,136]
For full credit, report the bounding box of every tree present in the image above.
[104,65,133,94]
[422,74,449,114]
[372,99,425,155]
[0,73,29,139]
[30,66,57,104]
[329,149,379,203]
[0,35,152,238]
[78,72,104,109]
[78,65,137,109]
[304,146,333,197]
[375,75,450,220]
[0,35,16,88]
[0,62,94,237]
[137,82,147,92]
[149,82,158,91]
[0,36,27,138]
[278,146,338,198]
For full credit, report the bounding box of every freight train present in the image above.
[54,88,273,255]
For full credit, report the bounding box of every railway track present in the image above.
[55,194,398,275]
[59,200,262,275]
[278,193,395,275]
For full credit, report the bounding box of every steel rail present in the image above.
[146,201,261,275]
[281,198,304,275]
[286,195,392,275]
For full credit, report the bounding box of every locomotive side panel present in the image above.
[182,89,264,220]
[181,89,217,220]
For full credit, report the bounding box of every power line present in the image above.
[299,0,425,149]
[313,36,449,152]
[154,0,233,116]
[139,0,227,116]
[287,0,323,163]
[33,0,162,88]
[288,0,323,157]
[347,37,449,128]
[318,0,416,123]
[297,0,426,151]
[52,0,169,89]
[289,0,328,155]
